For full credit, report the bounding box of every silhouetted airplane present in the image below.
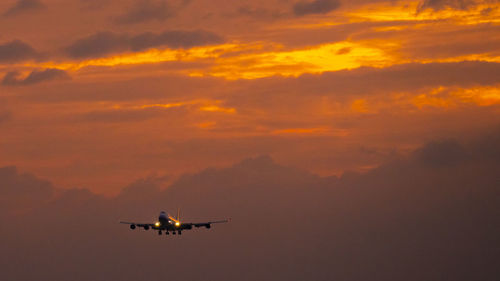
[120,209,230,235]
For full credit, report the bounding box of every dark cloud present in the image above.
[0,166,54,215]
[129,30,224,50]
[0,40,39,63]
[313,61,500,93]
[115,0,176,24]
[0,128,499,281]
[413,139,468,166]
[480,6,496,15]
[352,23,500,59]
[64,32,129,59]
[3,0,46,17]
[415,0,493,12]
[236,6,286,19]
[65,30,224,59]
[226,61,500,109]
[18,74,221,102]
[2,68,70,86]
[293,0,341,16]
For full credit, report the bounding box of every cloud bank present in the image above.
[2,68,69,86]
[65,30,224,59]
[0,40,39,63]
[3,0,46,17]
[416,0,498,12]
[116,0,186,24]
[293,0,341,16]
[1,128,499,281]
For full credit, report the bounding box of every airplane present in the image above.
[119,209,230,235]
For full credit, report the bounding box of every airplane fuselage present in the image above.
[152,211,188,233]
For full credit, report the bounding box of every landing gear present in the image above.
[178,231,182,235]
[158,230,162,235]
[172,231,176,235]
[165,231,169,235]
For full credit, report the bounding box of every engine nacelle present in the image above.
[130,224,136,230]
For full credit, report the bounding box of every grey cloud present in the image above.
[0,166,53,215]
[2,68,70,86]
[237,6,286,20]
[3,0,46,17]
[115,0,175,24]
[318,61,500,92]
[129,30,224,51]
[413,140,468,167]
[226,61,500,109]
[415,0,495,12]
[480,6,496,15]
[1,127,499,281]
[18,74,221,103]
[353,23,500,59]
[293,0,341,16]
[0,40,39,63]
[65,30,224,59]
[65,32,129,59]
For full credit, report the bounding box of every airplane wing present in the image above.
[119,221,154,229]
[185,219,231,229]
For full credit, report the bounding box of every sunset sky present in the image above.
[1,1,500,281]
[0,0,499,194]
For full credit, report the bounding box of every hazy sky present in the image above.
[1,1,500,280]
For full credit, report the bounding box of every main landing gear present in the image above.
[159,230,182,236]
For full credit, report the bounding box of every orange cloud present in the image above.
[272,127,350,136]
[196,121,217,129]
[412,85,500,109]
[347,1,500,24]
[351,99,370,113]
[116,100,237,114]
[199,105,236,113]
